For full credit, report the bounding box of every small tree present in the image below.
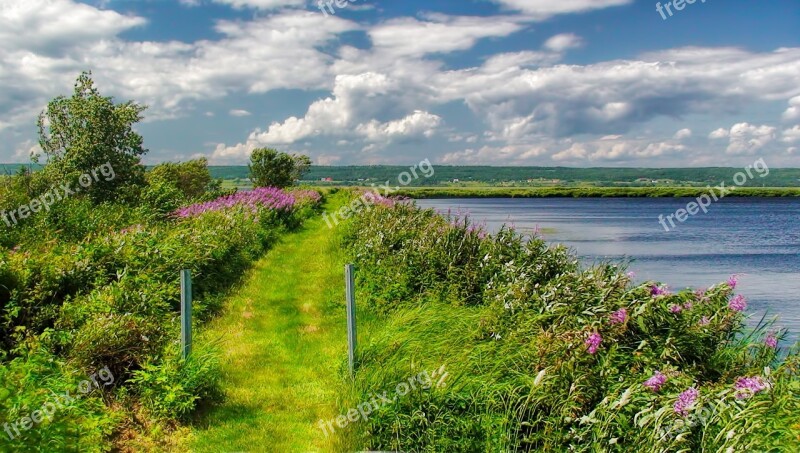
[36,71,148,202]
[248,148,311,188]
[147,158,220,200]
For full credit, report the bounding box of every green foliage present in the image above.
[248,148,311,188]
[0,349,119,452]
[130,344,221,421]
[147,158,221,201]
[36,72,147,203]
[339,197,800,452]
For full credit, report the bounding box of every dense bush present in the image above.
[339,199,800,452]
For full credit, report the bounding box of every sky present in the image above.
[0,0,799,167]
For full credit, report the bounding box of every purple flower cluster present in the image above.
[173,187,299,218]
[734,376,769,400]
[727,274,739,289]
[585,332,602,354]
[674,387,699,417]
[609,308,628,325]
[644,371,667,392]
[765,332,778,349]
[669,304,683,314]
[650,285,671,297]
[728,294,747,312]
[292,190,323,205]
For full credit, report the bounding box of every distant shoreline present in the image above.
[391,187,800,198]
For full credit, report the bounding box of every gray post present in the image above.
[180,269,193,360]
[345,264,357,377]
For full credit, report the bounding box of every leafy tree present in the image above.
[36,71,148,202]
[147,158,220,200]
[248,148,311,188]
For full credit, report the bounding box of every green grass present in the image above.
[185,197,347,452]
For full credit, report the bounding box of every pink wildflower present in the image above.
[765,332,778,349]
[585,332,602,355]
[728,294,747,312]
[669,304,683,314]
[644,371,667,392]
[609,308,628,325]
[734,376,769,400]
[674,387,699,417]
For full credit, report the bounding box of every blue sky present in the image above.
[1,0,798,166]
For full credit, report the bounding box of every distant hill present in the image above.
[4,164,800,187]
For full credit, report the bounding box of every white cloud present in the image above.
[212,0,306,9]
[367,14,524,58]
[229,109,252,117]
[356,110,442,144]
[210,74,441,160]
[782,125,800,144]
[673,128,692,140]
[0,7,359,132]
[491,0,632,19]
[0,0,145,54]
[711,123,777,155]
[543,33,583,52]
[783,96,800,122]
[709,128,729,139]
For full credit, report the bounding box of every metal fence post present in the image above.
[181,269,193,359]
[345,264,357,377]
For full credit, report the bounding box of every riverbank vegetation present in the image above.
[337,196,800,452]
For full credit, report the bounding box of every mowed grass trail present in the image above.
[186,203,346,452]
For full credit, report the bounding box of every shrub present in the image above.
[129,344,221,421]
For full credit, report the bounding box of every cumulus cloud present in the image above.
[783,96,800,122]
[440,136,686,165]
[709,123,777,155]
[356,110,442,144]
[543,33,584,52]
[211,73,442,161]
[0,0,145,54]
[0,6,358,132]
[229,109,252,117]
[673,128,692,140]
[709,128,729,139]
[782,125,800,144]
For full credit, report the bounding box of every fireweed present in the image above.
[338,196,800,452]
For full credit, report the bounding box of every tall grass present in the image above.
[337,199,800,452]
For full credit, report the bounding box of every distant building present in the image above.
[321,177,333,182]
[452,178,460,183]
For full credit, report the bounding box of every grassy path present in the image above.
[186,205,345,452]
